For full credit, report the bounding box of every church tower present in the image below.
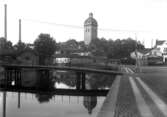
[84,13,98,45]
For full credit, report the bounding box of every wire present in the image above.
[22,18,156,34]
[23,18,83,29]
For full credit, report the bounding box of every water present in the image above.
[0,69,116,117]
[0,92,105,117]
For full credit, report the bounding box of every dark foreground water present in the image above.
[0,69,116,117]
[0,92,105,117]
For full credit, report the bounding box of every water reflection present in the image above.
[35,93,54,103]
[83,96,97,114]
[0,69,116,117]
[2,92,6,117]
[0,91,105,117]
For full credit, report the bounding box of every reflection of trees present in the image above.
[56,72,116,89]
[35,71,55,103]
[36,70,55,90]
[35,93,54,103]
[87,74,116,89]
[56,73,76,87]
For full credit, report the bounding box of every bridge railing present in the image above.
[0,64,123,75]
[0,64,124,90]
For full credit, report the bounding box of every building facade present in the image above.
[84,13,98,45]
[155,40,167,62]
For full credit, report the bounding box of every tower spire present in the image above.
[89,13,93,17]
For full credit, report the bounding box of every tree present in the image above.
[0,37,14,63]
[34,33,56,65]
[107,38,145,64]
[14,41,28,52]
[88,38,108,57]
[0,37,13,51]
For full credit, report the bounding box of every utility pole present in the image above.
[135,34,141,72]
[3,4,7,117]
[2,4,7,117]
[135,34,138,72]
[19,19,22,43]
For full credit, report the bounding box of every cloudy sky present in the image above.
[0,0,167,47]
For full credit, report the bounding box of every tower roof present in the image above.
[84,13,98,27]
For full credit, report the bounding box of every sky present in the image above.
[0,0,167,48]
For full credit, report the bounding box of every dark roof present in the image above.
[84,13,98,26]
[137,49,152,54]
[156,40,166,46]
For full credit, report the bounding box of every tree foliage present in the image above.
[34,33,56,64]
[0,37,13,52]
[88,38,109,57]
[14,42,29,52]
[88,37,144,60]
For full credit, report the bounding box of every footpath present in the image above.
[97,66,167,117]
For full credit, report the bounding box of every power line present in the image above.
[23,18,83,29]
[22,18,155,34]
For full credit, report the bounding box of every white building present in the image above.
[155,40,167,62]
[130,48,163,65]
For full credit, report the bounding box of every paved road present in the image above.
[97,66,167,117]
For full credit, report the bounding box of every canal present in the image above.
[0,69,116,117]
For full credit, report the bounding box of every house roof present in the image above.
[156,40,166,46]
[137,49,152,54]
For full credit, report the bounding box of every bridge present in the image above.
[0,64,123,90]
[1,64,123,75]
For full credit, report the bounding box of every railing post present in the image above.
[18,92,21,109]
[14,68,21,87]
[4,68,8,87]
[18,69,22,87]
[76,72,81,90]
[81,72,86,90]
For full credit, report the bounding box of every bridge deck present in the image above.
[1,64,123,75]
